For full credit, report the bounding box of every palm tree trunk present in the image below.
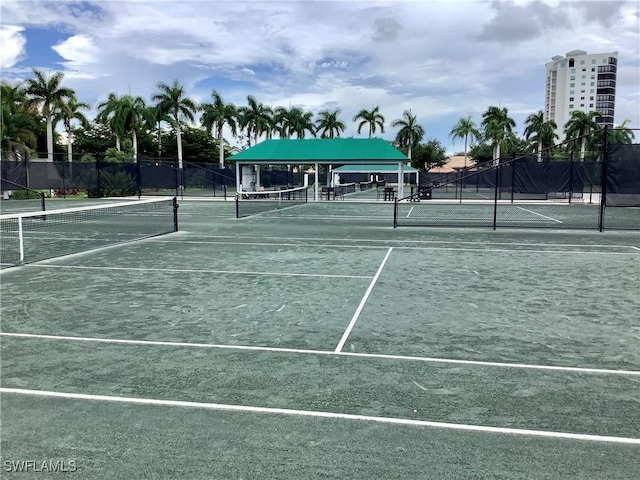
[176,124,183,170]
[463,134,468,168]
[46,114,54,162]
[579,138,586,162]
[218,126,225,168]
[132,130,138,159]
[116,136,121,151]
[67,132,73,163]
[493,141,501,166]
[537,139,543,163]
[408,144,412,161]
[157,121,162,157]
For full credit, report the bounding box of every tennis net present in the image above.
[0,197,178,268]
[336,183,357,195]
[236,186,309,218]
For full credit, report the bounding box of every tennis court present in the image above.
[1,198,639,478]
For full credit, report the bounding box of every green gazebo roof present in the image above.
[230,138,408,164]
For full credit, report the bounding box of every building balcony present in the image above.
[597,72,616,81]
[597,87,616,96]
[598,65,617,74]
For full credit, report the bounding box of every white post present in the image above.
[397,163,405,199]
[18,217,24,263]
[255,165,261,189]
[314,163,319,201]
[235,162,241,195]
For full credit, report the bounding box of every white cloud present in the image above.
[0,25,26,68]
[52,34,98,65]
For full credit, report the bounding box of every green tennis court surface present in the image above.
[1,199,639,478]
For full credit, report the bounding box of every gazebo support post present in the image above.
[236,162,241,195]
[397,162,405,199]
[314,163,319,201]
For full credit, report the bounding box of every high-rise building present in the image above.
[544,50,617,141]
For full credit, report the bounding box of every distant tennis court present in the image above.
[1,198,639,478]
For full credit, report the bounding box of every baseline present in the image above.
[2,332,638,376]
[2,388,638,445]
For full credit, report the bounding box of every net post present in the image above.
[40,192,46,212]
[492,163,500,230]
[172,197,179,232]
[235,194,240,218]
[393,198,398,228]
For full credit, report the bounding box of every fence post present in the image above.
[136,154,142,199]
[568,154,574,204]
[96,161,101,197]
[598,125,609,232]
[510,156,516,204]
[492,163,500,230]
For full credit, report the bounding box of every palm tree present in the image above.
[1,82,39,161]
[607,119,636,144]
[391,109,424,160]
[24,69,74,161]
[152,79,198,170]
[238,95,272,146]
[201,91,238,167]
[523,111,558,162]
[353,106,385,137]
[97,93,125,151]
[315,108,346,139]
[275,106,315,139]
[449,116,481,168]
[481,106,516,165]
[118,95,149,159]
[145,105,171,157]
[55,94,90,163]
[563,110,600,161]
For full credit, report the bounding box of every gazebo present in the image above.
[229,138,410,200]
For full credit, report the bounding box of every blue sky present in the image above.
[1,0,639,154]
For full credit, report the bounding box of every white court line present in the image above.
[334,247,393,352]
[1,332,638,376]
[160,233,640,250]
[516,206,563,224]
[149,239,639,256]
[406,206,414,218]
[2,388,638,445]
[23,264,372,280]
